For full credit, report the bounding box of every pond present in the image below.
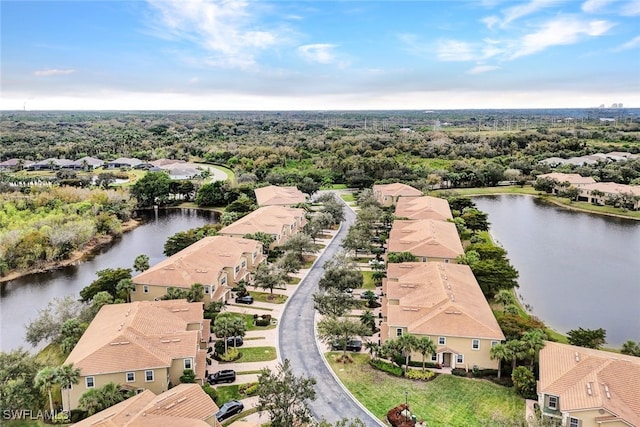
[473,195,640,347]
[0,208,217,352]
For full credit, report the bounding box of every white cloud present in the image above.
[436,40,476,61]
[467,65,501,74]
[482,15,500,30]
[581,0,618,13]
[298,44,337,64]
[33,69,76,77]
[498,0,559,27]
[511,17,614,58]
[614,35,640,50]
[145,0,281,69]
[188,77,200,84]
[620,0,640,15]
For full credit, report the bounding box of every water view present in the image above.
[0,208,217,352]
[473,195,640,347]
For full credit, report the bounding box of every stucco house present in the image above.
[254,185,306,207]
[536,173,597,194]
[394,195,453,222]
[62,300,209,411]
[70,156,104,170]
[131,235,264,303]
[0,158,34,171]
[72,384,222,426]
[387,219,464,263]
[537,341,640,427]
[106,157,143,169]
[380,262,505,370]
[372,183,423,206]
[218,205,307,249]
[577,182,640,210]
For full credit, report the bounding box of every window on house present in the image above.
[431,354,438,362]
[126,372,135,382]
[234,265,240,274]
[86,377,95,388]
[145,370,154,382]
[220,276,227,285]
[131,286,135,292]
[422,257,427,262]
[184,358,192,370]
[204,286,210,294]
[491,341,499,347]
[548,396,558,410]
[396,328,403,337]
[444,259,450,263]
[143,285,149,294]
[472,339,480,350]
[456,354,464,364]
[242,260,246,268]
[438,337,446,345]
[569,417,580,427]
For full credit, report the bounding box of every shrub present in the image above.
[219,348,240,362]
[202,383,218,403]
[370,358,403,377]
[408,360,440,369]
[239,382,259,396]
[472,368,498,378]
[69,410,88,423]
[512,366,536,399]
[405,369,436,381]
[451,368,468,377]
[255,318,271,327]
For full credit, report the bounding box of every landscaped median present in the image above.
[326,352,525,426]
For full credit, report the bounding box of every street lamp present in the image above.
[405,390,409,419]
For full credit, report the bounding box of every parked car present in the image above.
[332,339,363,352]
[208,369,236,384]
[215,399,244,421]
[360,290,378,300]
[226,336,243,347]
[368,258,384,266]
[235,295,254,304]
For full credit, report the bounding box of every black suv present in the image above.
[215,400,244,421]
[226,336,243,347]
[235,295,254,304]
[332,339,363,352]
[208,369,236,384]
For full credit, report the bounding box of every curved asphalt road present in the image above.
[278,192,385,426]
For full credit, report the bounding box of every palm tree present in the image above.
[414,336,437,372]
[116,278,135,303]
[494,289,516,312]
[133,254,150,273]
[359,310,376,335]
[520,329,547,370]
[56,363,81,411]
[188,283,204,302]
[505,339,526,372]
[396,333,417,372]
[35,366,58,413]
[490,343,512,379]
[365,342,380,361]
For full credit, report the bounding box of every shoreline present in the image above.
[0,218,142,285]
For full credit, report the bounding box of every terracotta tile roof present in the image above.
[73,385,220,427]
[387,219,464,260]
[132,236,262,288]
[394,196,453,221]
[254,185,306,206]
[64,300,205,376]
[538,341,640,427]
[229,422,261,427]
[373,183,423,198]
[537,173,596,185]
[385,263,504,340]
[218,205,306,237]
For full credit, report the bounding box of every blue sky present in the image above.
[1,0,639,110]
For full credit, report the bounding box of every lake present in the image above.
[473,195,640,347]
[0,208,217,352]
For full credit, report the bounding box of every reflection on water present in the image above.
[0,208,217,351]
[474,195,640,347]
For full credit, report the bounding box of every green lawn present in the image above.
[361,270,377,290]
[326,353,525,426]
[286,276,301,285]
[249,291,288,304]
[340,193,356,202]
[219,346,277,363]
[230,313,277,331]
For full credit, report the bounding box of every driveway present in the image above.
[278,192,385,425]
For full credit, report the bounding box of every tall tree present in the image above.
[79,382,131,415]
[256,359,316,427]
[313,289,355,318]
[0,349,44,413]
[56,363,81,411]
[490,343,512,379]
[133,254,149,273]
[396,333,418,372]
[35,366,58,414]
[621,340,640,357]
[317,317,370,359]
[79,268,132,302]
[116,278,135,303]
[520,329,546,370]
[130,171,171,207]
[567,327,607,349]
[254,263,286,297]
[414,336,437,372]
[279,232,317,262]
[25,296,86,347]
[212,313,246,353]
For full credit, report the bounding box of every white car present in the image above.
[368,259,384,266]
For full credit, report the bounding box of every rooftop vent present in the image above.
[587,383,593,396]
[604,385,611,399]
[575,352,580,362]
